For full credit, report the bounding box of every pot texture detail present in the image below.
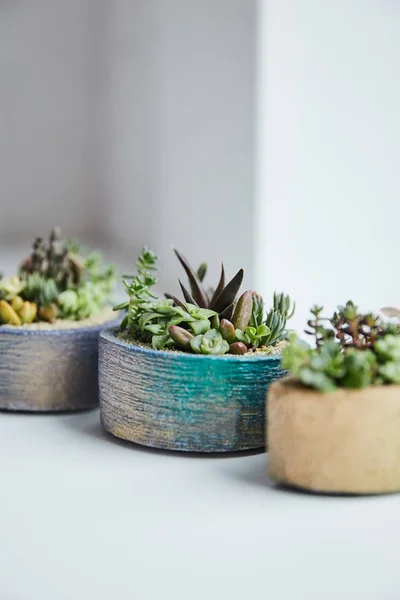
[268,379,400,494]
[0,321,118,411]
[99,330,286,452]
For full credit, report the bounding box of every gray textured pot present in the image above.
[0,319,119,412]
[99,328,286,453]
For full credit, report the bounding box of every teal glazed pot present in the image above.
[99,329,286,452]
[0,319,119,412]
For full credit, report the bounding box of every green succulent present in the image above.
[138,300,218,349]
[20,227,84,288]
[236,325,271,348]
[0,276,25,301]
[114,248,158,333]
[282,302,400,392]
[189,329,230,355]
[22,273,58,307]
[246,291,295,347]
[249,292,264,328]
[0,228,115,324]
[117,247,294,355]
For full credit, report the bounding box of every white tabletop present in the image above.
[1,409,399,600]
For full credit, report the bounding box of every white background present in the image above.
[1,410,400,600]
[1,3,400,598]
[0,0,256,291]
[256,0,400,332]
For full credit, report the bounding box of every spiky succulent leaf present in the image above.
[209,264,226,306]
[179,280,199,306]
[249,292,264,328]
[262,309,288,346]
[211,269,244,314]
[174,249,209,308]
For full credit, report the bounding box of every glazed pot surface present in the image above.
[99,329,286,452]
[0,320,118,412]
[268,379,400,495]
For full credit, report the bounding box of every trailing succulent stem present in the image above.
[116,247,295,355]
[282,301,400,392]
[0,228,115,326]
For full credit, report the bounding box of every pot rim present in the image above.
[0,318,120,337]
[100,327,282,362]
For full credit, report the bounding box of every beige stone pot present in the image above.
[267,378,400,495]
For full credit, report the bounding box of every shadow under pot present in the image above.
[99,328,286,453]
[268,378,400,495]
[0,318,119,412]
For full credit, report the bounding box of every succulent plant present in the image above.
[20,227,85,288]
[189,329,230,355]
[245,291,295,348]
[331,301,385,350]
[22,273,59,308]
[0,297,38,326]
[0,276,25,301]
[117,247,294,356]
[114,248,159,334]
[0,228,115,326]
[282,301,400,392]
[236,324,272,348]
[172,249,244,320]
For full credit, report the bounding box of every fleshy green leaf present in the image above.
[189,319,211,335]
[152,333,172,350]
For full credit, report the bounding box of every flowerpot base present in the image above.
[102,420,266,453]
[268,379,400,495]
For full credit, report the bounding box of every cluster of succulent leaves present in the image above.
[0,228,115,326]
[115,248,294,355]
[282,301,400,392]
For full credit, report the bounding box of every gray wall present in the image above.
[103,0,257,288]
[0,0,257,294]
[0,0,102,240]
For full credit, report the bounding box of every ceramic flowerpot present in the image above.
[99,328,286,452]
[268,378,400,495]
[0,318,119,412]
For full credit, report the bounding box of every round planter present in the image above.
[0,318,119,412]
[99,329,286,452]
[268,378,400,495]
